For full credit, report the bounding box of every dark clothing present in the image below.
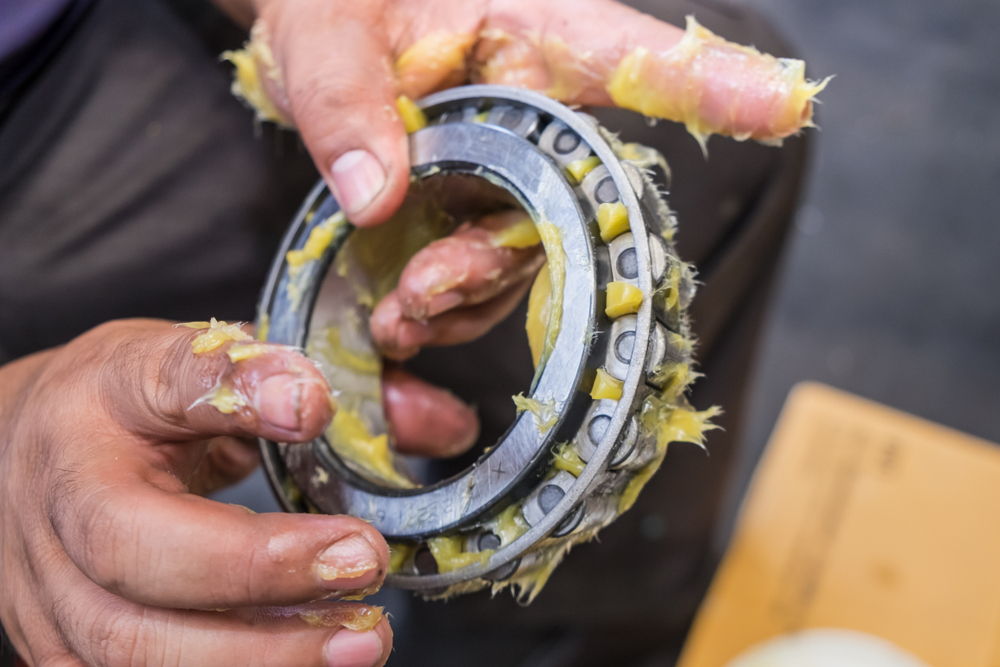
[0,0,809,664]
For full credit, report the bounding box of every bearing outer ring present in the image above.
[258,86,673,592]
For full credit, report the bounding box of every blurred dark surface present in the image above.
[715,0,1000,546]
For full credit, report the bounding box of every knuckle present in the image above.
[55,489,138,595]
[54,593,142,667]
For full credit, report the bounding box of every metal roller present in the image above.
[255,86,708,600]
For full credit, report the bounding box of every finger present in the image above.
[83,319,334,445]
[384,0,485,98]
[393,210,544,321]
[474,0,827,143]
[263,0,409,226]
[58,575,390,667]
[382,365,478,457]
[50,471,390,609]
[371,275,534,360]
[186,436,260,497]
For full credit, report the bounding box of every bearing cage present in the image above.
[257,86,692,594]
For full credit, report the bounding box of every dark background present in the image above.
[715,0,1000,541]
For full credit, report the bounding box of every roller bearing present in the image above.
[256,86,703,599]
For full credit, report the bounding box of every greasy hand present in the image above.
[228,0,824,225]
[221,0,824,370]
[0,320,392,667]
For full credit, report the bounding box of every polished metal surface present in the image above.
[257,85,687,592]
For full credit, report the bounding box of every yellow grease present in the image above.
[226,343,269,362]
[256,312,269,342]
[605,281,643,318]
[388,542,412,574]
[196,385,247,414]
[395,32,475,98]
[473,111,489,123]
[655,262,683,313]
[513,393,558,434]
[326,409,413,488]
[221,23,292,127]
[606,16,830,151]
[396,95,427,133]
[486,503,531,545]
[323,327,381,375]
[565,156,602,183]
[427,535,493,574]
[619,399,722,513]
[590,368,624,401]
[490,216,541,249]
[653,361,699,402]
[553,442,586,477]
[300,605,383,632]
[190,318,252,354]
[525,263,552,368]
[533,223,565,370]
[597,202,629,243]
[286,212,345,269]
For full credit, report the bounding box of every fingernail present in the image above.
[331,150,386,214]
[425,291,464,318]
[314,534,380,589]
[325,629,383,667]
[256,374,301,431]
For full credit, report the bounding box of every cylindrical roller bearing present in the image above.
[256,86,711,600]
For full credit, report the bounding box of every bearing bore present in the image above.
[257,86,715,601]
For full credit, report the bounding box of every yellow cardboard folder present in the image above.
[679,382,1000,667]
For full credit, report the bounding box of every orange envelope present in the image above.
[678,382,1000,667]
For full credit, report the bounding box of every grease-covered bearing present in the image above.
[257,86,716,602]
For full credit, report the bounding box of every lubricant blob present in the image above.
[605,281,643,318]
[287,212,348,309]
[396,95,428,133]
[553,442,587,477]
[597,202,630,243]
[322,327,381,375]
[532,222,565,371]
[388,543,412,574]
[618,399,722,513]
[192,385,248,414]
[299,605,383,632]
[566,156,602,183]
[226,343,270,362]
[486,503,532,545]
[396,32,477,98]
[590,368,624,401]
[326,409,414,488]
[287,214,344,269]
[525,262,552,368]
[490,215,542,249]
[607,16,830,152]
[221,22,293,127]
[256,312,270,342]
[513,393,559,433]
[427,536,493,573]
[186,318,252,354]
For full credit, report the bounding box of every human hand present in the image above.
[221,0,826,226]
[216,0,825,374]
[0,319,424,667]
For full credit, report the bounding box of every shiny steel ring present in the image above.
[257,86,697,597]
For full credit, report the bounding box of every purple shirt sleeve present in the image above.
[0,0,77,63]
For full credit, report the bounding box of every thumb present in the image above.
[268,1,410,227]
[86,319,334,444]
